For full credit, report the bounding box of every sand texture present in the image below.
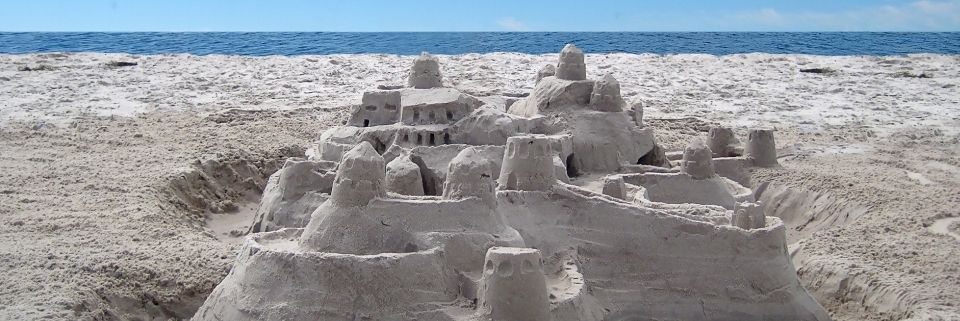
[0,52,958,320]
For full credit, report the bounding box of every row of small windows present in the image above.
[401,132,451,146]
[360,105,455,122]
[412,109,455,122]
[364,103,398,111]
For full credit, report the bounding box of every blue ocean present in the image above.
[0,32,958,56]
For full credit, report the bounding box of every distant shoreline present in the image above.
[1,32,959,56]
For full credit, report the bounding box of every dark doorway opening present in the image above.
[566,154,579,178]
[637,144,668,167]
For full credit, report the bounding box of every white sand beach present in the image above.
[0,52,958,320]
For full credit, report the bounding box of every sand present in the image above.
[0,52,958,320]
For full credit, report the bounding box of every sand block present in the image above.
[348,90,402,127]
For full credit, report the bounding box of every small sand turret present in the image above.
[746,128,778,167]
[589,74,625,112]
[476,247,551,321]
[708,126,740,157]
[408,52,443,89]
[556,44,586,81]
[535,64,556,84]
[499,136,556,191]
[443,147,496,207]
[385,155,424,196]
[681,139,716,179]
[631,100,644,127]
[731,202,766,229]
[330,142,386,207]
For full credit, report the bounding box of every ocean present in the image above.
[0,32,958,56]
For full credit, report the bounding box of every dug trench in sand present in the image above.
[193,44,832,321]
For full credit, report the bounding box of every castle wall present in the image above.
[497,187,830,321]
[192,229,459,321]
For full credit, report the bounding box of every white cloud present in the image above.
[727,1,960,31]
[496,17,528,31]
[757,8,784,24]
[912,0,958,14]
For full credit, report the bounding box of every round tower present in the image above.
[708,126,740,158]
[443,147,496,207]
[589,74,625,112]
[498,135,556,191]
[681,139,716,180]
[408,52,443,89]
[330,142,386,207]
[556,44,586,81]
[746,128,778,167]
[476,247,551,321]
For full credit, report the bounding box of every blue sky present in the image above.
[1,0,958,32]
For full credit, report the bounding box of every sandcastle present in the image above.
[197,45,828,321]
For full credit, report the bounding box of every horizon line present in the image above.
[3,30,960,33]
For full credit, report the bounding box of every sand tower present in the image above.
[385,155,424,196]
[408,51,443,89]
[631,100,645,127]
[476,247,551,321]
[731,202,766,229]
[299,142,416,254]
[556,44,586,81]
[589,74,626,112]
[708,126,740,157]
[680,139,716,179]
[329,142,386,207]
[746,128,779,167]
[499,135,556,191]
[443,147,497,207]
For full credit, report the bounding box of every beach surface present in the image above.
[0,52,958,320]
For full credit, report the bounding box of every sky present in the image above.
[0,0,958,32]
